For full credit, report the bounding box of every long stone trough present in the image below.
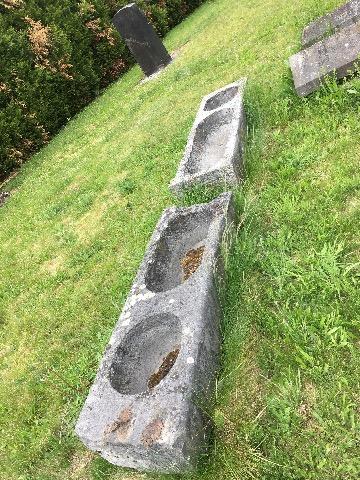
[170,79,247,195]
[302,0,360,48]
[75,192,234,473]
[289,22,360,97]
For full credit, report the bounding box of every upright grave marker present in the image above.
[113,3,172,77]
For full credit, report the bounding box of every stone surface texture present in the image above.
[169,79,247,195]
[112,3,171,77]
[289,22,360,97]
[302,0,360,48]
[75,193,235,473]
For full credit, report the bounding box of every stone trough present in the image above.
[302,0,360,48]
[289,22,360,97]
[75,192,234,473]
[170,79,247,195]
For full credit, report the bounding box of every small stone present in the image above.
[130,296,138,306]
[143,291,155,300]
[0,191,10,207]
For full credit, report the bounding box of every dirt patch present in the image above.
[299,381,317,428]
[148,347,180,390]
[105,408,133,441]
[141,418,164,447]
[181,245,205,281]
[0,191,10,206]
[69,449,94,479]
[41,254,65,276]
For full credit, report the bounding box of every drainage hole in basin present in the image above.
[148,347,180,389]
[181,245,205,281]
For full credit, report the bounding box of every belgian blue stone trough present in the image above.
[169,79,247,195]
[75,192,234,473]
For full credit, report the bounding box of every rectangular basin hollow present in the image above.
[203,85,239,111]
[185,108,236,176]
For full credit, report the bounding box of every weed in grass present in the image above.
[117,178,137,196]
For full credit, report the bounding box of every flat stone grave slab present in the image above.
[75,192,235,473]
[302,0,360,48]
[113,3,172,77]
[289,22,360,97]
[169,79,247,196]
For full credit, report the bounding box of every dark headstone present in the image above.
[302,0,360,48]
[289,22,360,97]
[112,3,172,77]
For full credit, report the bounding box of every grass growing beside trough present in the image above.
[0,0,359,478]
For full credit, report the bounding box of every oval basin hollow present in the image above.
[109,314,181,395]
[145,209,214,292]
[187,108,235,176]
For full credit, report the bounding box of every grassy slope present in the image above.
[1,0,359,479]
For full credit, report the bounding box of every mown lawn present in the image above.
[1,0,359,479]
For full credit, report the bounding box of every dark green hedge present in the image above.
[0,0,203,180]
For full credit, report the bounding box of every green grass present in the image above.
[1,0,360,479]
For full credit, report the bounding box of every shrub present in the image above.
[0,0,204,180]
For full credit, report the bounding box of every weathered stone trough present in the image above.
[75,192,234,473]
[170,79,247,195]
[302,0,360,48]
[289,22,360,97]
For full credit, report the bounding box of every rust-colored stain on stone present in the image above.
[141,418,164,447]
[148,347,180,390]
[104,408,133,441]
[181,245,205,281]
